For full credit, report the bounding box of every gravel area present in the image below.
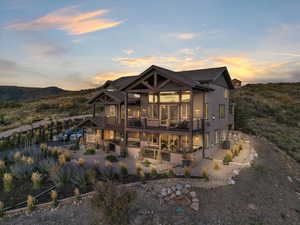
[1,135,300,225]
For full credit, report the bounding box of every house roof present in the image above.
[109,75,139,90]
[121,65,233,91]
[88,90,139,104]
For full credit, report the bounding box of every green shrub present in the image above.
[119,164,128,178]
[105,155,118,162]
[184,167,191,178]
[85,168,97,184]
[143,160,151,167]
[84,149,95,155]
[150,167,158,178]
[223,152,233,164]
[167,168,175,177]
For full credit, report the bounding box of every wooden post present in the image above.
[123,92,128,153]
[189,90,194,152]
[93,103,96,117]
[202,92,206,159]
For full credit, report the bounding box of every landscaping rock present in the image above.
[190,202,199,211]
[176,190,182,196]
[190,191,196,198]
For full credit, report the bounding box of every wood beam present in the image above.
[157,78,170,89]
[142,81,154,90]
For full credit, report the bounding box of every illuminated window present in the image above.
[219,104,225,119]
[160,92,179,103]
[181,91,190,102]
[104,130,114,140]
[148,104,158,119]
[148,94,158,103]
[181,103,190,120]
[105,105,116,117]
[128,106,140,118]
[146,133,159,146]
[204,103,209,120]
[193,135,202,149]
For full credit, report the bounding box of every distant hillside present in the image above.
[232,82,300,162]
[0,86,70,102]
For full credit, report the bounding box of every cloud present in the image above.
[114,56,156,67]
[178,48,195,55]
[6,6,123,35]
[123,49,135,55]
[168,33,196,40]
[91,71,137,86]
[25,42,68,59]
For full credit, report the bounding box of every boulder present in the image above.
[190,202,199,211]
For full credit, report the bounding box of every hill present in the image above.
[0,86,70,102]
[232,82,300,162]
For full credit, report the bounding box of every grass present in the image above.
[232,82,300,162]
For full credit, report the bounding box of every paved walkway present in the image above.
[0,115,91,139]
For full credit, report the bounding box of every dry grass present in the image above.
[27,195,35,211]
[3,173,13,192]
[31,172,42,189]
[213,161,220,170]
[50,190,58,208]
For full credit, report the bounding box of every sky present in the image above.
[0,0,300,90]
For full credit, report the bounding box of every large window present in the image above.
[160,92,179,103]
[146,133,159,146]
[219,104,225,119]
[105,105,116,117]
[149,94,158,103]
[193,135,202,150]
[128,106,140,118]
[181,135,190,151]
[181,103,190,120]
[160,134,179,152]
[181,91,191,102]
[148,104,158,119]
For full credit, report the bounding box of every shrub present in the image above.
[184,166,191,178]
[105,155,118,163]
[58,154,66,166]
[63,151,71,161]
[143,160,151,167]
[202,168,209,181]
[85,168,97,184]
[150,167,158,178]
[213,161,220,170]
[31,172,42,189]
[50,190,58,208]
[26,157,34,165]
[135,165,142,176]
[77,158,85,166]
[223,152,233,164]
[84,149,95,155]
[119,163,128,178]
[27,195,36,211]
[50,164,73,187]
[3,173,13,192]
[0,201,4,217]
[91,181,136,225]
[38,158,58,174]
[74,187,80,200]
[167,168,175,177]
[0,160,5,175]
[13,151,21,160]
[10,163,34,180]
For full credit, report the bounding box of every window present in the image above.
[181,103,190,120]
[148,94,158,103]
[181,91,191,102]
[148,104,158,119]
[181,135,190,152]
[224,89,229,98]
[128,106,140,118]
[219,104,225,119]
[160,92,180,103]
[204,103,209,120]
[215,130,219,144]
[104,130,114,140]
[204,133,209,148]
[105,105,116,117]
[146,133,159,146]
[193,135,202,150]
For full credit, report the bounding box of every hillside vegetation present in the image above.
[0,86,69,102]
[232,82,300,162]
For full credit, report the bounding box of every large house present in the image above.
[79,65,235,166]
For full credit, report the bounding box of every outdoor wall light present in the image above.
[212,115,216,120]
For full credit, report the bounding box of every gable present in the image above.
[123,67,192,92]
[213,70,234,89]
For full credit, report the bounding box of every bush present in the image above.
[10,162,34,180]
[3,173,13,192]
[223,152,233,164]
[91,181,136,225]
[143,160,151,167]
[85,168,97,184]
[167,168,175,177]
[27,195,36,211]
[202,168,209,181]
[105,155,118,163]
[51,190,58,208]
[31,172,42,189]
[150,167,158,178]
[0,201,4,217]
[74,188,80,200]
[184,167,191,178]
[119,164,128,178]
[84,149,96,155]
[213,161,220,170]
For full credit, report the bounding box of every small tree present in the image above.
[223,152,233,165]
[91,181,136,225]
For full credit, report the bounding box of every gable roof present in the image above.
[108,75,139,90]
[121,65,234,91]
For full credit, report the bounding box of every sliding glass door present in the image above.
[159,104,178,126]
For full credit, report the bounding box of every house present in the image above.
[232,79,242,89]
[78,65,235,166]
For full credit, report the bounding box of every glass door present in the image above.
[160,105,168,126]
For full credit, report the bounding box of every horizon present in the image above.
[1,0,300,90]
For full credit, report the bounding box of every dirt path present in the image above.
[1,136,300,225]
